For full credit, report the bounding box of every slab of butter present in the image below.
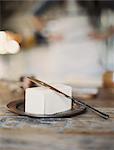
[25,84,72,115]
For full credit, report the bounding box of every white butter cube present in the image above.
[25,84,72,115]
[25,88,45,114]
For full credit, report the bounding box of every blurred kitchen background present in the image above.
[0,0,114,94]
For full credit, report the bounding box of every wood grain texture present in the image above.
[0,84,114,150]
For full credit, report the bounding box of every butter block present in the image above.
[25,84,72,115]
[25,88,44,115]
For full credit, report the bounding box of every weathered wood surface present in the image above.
[0,128,114,150]
[0,84,114,150]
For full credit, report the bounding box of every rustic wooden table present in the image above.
[0,83,114,150]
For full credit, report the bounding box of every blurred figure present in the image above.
[39,1,103,86]
[33,0,65,45]
[1,0,114,87]
[39,0,114,87]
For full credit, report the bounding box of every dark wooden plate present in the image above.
[7,99,86,118]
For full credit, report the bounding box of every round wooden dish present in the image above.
[7,99,86,118]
